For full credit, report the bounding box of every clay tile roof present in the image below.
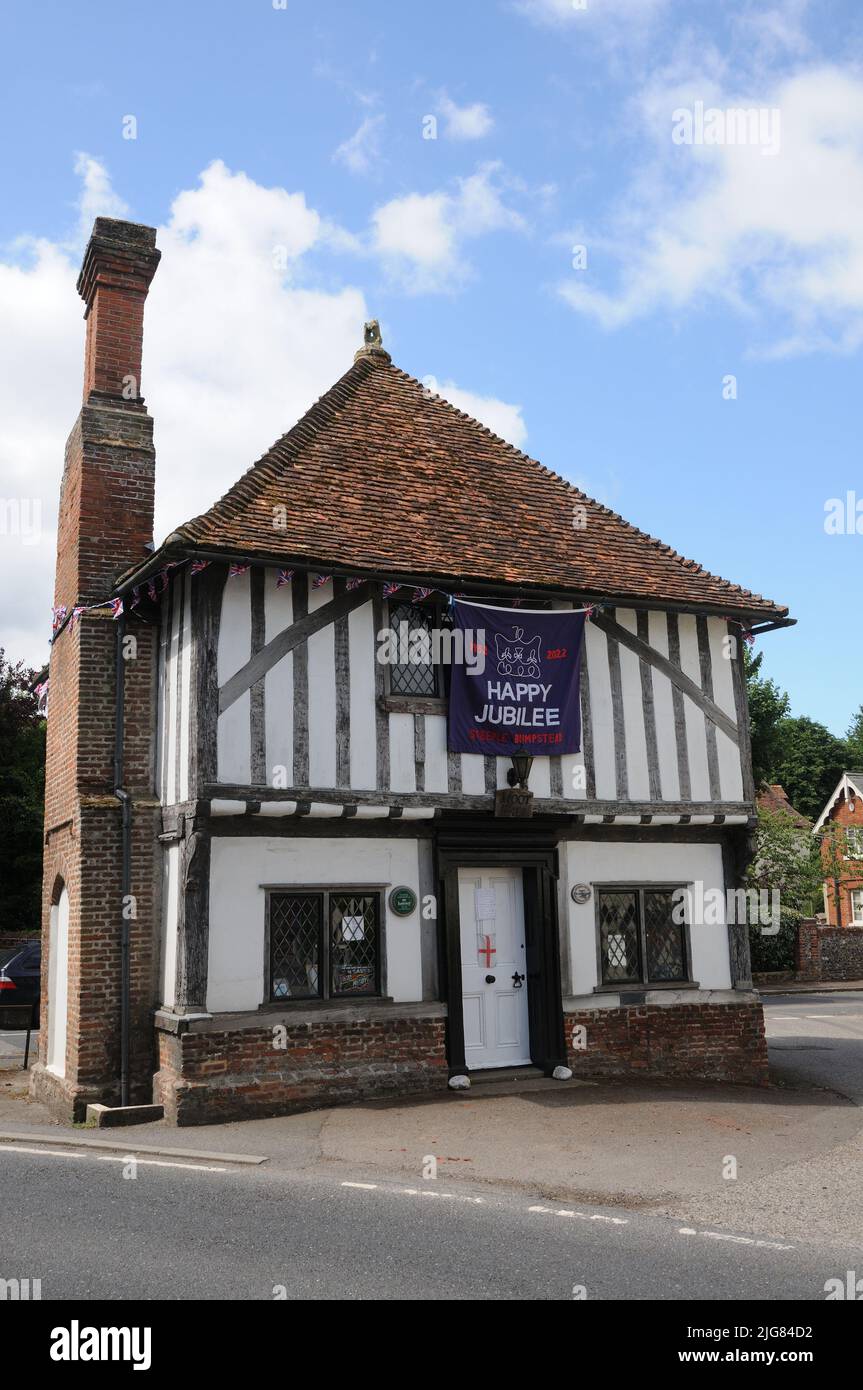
[756,784,811,828]
[171,352,789,619]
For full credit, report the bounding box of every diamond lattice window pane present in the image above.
[331,894,378,995]
[644,890,685,982]
[389,602,438,697]
[599,891,640,984]
[270,893,322,999]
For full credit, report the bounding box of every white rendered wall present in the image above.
[47,887,70,1077]
[159,844,179,1009]
[562,840,732,995]
[206,836,424,1012]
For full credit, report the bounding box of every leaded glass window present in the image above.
[597,887,687,986]
[268,890,382,1001]
[387,600,440,698]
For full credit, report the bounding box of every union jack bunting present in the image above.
[34,679,49,712]
[276,569,294,588]
[382,581,401,597]
[51,604,67,635]
[743,630,755,646]
[110,597,123,619]
[68,606,85,633]
[228,563,250,579]
[312,573,330,589]
[190,559,210,575]
[412,587,433,602]
[146,578,158,602]
[346,577,364,591]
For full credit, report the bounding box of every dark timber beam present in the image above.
[591,611,740,745]
[218,580,373,714]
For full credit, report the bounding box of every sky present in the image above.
[0,0,860,736]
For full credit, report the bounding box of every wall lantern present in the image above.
[507,754,534,789]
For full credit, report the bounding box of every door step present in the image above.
[454,1070,592,1100]
[470,1066,545,1084]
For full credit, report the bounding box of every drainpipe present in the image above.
[113,615,132,1107]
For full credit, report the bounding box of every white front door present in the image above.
[458,867,530,1070]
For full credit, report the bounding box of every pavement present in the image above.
[2,989,862,1254]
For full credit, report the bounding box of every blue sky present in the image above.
[0,0,860,736]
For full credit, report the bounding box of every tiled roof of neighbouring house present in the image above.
[166,348,789,620]
[756,783,811,829]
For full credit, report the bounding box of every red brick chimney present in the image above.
[78,216,161,403]
[32,219,162,1121]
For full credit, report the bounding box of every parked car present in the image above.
[0,941,41,1016]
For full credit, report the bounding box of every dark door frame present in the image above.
[436,827,567,1077]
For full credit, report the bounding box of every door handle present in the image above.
[512,972,525,989]
[485,975,496,984]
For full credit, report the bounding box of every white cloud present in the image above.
[558,66,863,354]
[0,156,365,670]
[515,0,668,28]
[438,94,494,141]
[333,114,385,175]
[73,151,130,242]
[371,163,526,292]
[0,155,524,668]
[422,376,527,448]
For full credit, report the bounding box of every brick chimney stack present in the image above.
[32,218,162,1121]
[78,217,161,402]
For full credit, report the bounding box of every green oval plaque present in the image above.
[389,885,417,916]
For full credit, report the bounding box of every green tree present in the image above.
[772,716,849,822]
[744,646,790,786]
[845,706,863,769]
[746,806,821,972]
[0,650,46,933]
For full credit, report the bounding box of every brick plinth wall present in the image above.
[154,1013,448,1126]
[794,918,821,980]
[564,1000,769,1087]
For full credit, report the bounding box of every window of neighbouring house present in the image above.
[850,890,863,925]
[267,889,382,1001]
[845,828,863,859]
[386,599,442,699]
[596,887,689,987]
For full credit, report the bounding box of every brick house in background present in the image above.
[812,772,863,926]
[32,218,794,1126]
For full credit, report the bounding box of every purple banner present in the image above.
[447,600,587,757]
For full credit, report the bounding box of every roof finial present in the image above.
[354,318,391,364]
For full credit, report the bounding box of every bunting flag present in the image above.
[67,605,86,633]
[228,562,250,579]
[346,577,365,591]
[146,578,158,603]
[312,573,331,589]
[382,581,401,597]
[110,597,123,620]
[412,586,433,602]
[190,559,210,575]
[51,604,67,635]
[34,679,49,712]
[276,568,294,588]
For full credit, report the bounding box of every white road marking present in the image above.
[0,1143,226,1172]
[528,1204,627,1225]
[341,1181,378,1189]
[677,1226,793,1251]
